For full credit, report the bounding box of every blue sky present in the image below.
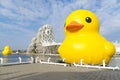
[0,0,120,50]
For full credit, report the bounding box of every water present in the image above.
[109,57,120,67]
[0,53,30,63]
[0,53,120,67]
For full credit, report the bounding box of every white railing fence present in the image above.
[0,57,31,65]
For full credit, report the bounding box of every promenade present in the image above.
[0,63,120,80]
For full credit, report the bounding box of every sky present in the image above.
[0,0,120,50]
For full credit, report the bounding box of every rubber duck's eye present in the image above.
[85,17,92,23]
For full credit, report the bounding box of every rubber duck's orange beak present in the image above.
[66,21,84,32]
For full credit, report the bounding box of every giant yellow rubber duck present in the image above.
[2,45,12,56]
[58,9,115,65]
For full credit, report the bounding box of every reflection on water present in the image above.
[3,57,8,63]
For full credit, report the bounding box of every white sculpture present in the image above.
[27,24,58,54]
[38,24,55,46]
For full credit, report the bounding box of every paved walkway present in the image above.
[0,63,120,80]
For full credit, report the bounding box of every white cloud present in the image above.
[0,0,16,9]
[0,7,18,18]
[0,0,50,21]
[96,1,120,37]
[0,22,36,36]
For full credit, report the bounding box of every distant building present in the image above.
[113,41,120,54]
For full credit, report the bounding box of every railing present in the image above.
[73,59,120,70]
[35,56,67,66]
[34,56,120,70]
[0,56,120,70]
[0,57,32,66]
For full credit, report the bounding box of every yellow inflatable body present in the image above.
[58,9,115,65]
[2,45,12,56]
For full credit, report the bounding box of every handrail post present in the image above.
[18,57,22,63]
[80,59,83,65]
[35,56,39,63]
[102,59,106,67]
[0,58,3,64]
[63,58,66,62]
[47,57,51,63]
[30,57,34,63]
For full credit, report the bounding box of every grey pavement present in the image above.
[0,64,120,80]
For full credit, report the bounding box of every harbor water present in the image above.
[0,53,120,67]
[0,53,30,63]
[109,56,120,67]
